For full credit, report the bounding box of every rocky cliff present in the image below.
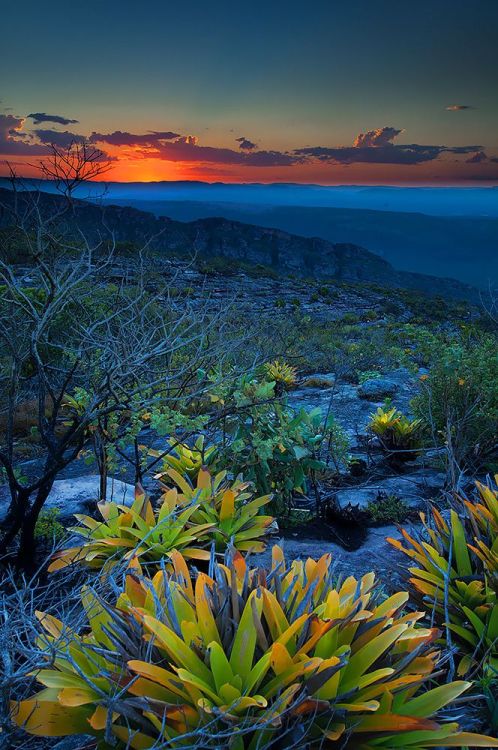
[0,188,479,302]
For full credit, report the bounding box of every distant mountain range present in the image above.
[121,199,497,289]
[5,179,496,217]
[1,180,496,288]
[0,187,480,303]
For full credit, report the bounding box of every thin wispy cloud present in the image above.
[90,130,180,146]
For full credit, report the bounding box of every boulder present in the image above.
[47,476,136,518]
[335,471,445,511]
[335,487,382,510]
[250,523,412,591]
[357,378,398,401]
[0,476,135,523]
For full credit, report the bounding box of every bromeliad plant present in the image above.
[49,469,274,573]
[159,467,274,553]
[48,484,214,572]
[152,435,218,483]
[369,406,423,459]
[13,546,498,749]
[263,358,298,394]
[388,476,498,676]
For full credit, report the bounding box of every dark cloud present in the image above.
[445,105,474,111]
[243,149,299,166]
[146,139,299,166]
[91,130,299,167]
[466,150,488,163]
[28,112,79,125]
[467,174,498,180]
[34,129,87,147]
[0,114,47,155]
[465,150,498,164]
[294,127,481,165]
[236,136,257,151]
[90,130,180,146]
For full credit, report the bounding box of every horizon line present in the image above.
[1,176,497,189]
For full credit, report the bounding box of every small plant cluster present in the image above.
[33,507,65,544]
[152,435,218,480]
[389,476,498,728]
[263,358,298,394]
[366,492,411,525]
[369,406,423,459]
[49,470,273,573]
[12,546,498,749]
[206,371,349,513]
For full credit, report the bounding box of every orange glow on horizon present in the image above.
[2,153,498,186]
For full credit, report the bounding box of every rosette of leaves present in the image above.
[369,406,423,459]
[48,484,214,572]
[389,476,498,676]
[152,435,217,483]
[159,466,274,553]
[13,547,498,749]
[263,359,298,394]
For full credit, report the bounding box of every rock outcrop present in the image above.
[0,188,479,302]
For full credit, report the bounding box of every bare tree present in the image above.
[29,140,112,199]
[0,144,236,567]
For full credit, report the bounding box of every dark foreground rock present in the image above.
[252,523,410,591]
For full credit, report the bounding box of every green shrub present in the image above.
[34,508,65,543]
[412,336,498,470]
[358,369,382,384]
[212,375,348,512]
[341,312,360,324]
[369,406,423,458]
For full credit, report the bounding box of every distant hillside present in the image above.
[99,198,498,289]
[0,188,479,302]
[4,179,497,217]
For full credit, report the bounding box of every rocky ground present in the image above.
[2,261,463,585]
[1,362,441,589]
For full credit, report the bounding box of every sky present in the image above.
[1,0,498,184]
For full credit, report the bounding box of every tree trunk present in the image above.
[95,433,108,502]
[16,480,54,568]
[133,438,143,486]
[0,486,31,558]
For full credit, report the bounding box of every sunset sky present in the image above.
[2,0,498,184]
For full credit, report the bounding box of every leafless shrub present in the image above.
[0,145,244,567]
